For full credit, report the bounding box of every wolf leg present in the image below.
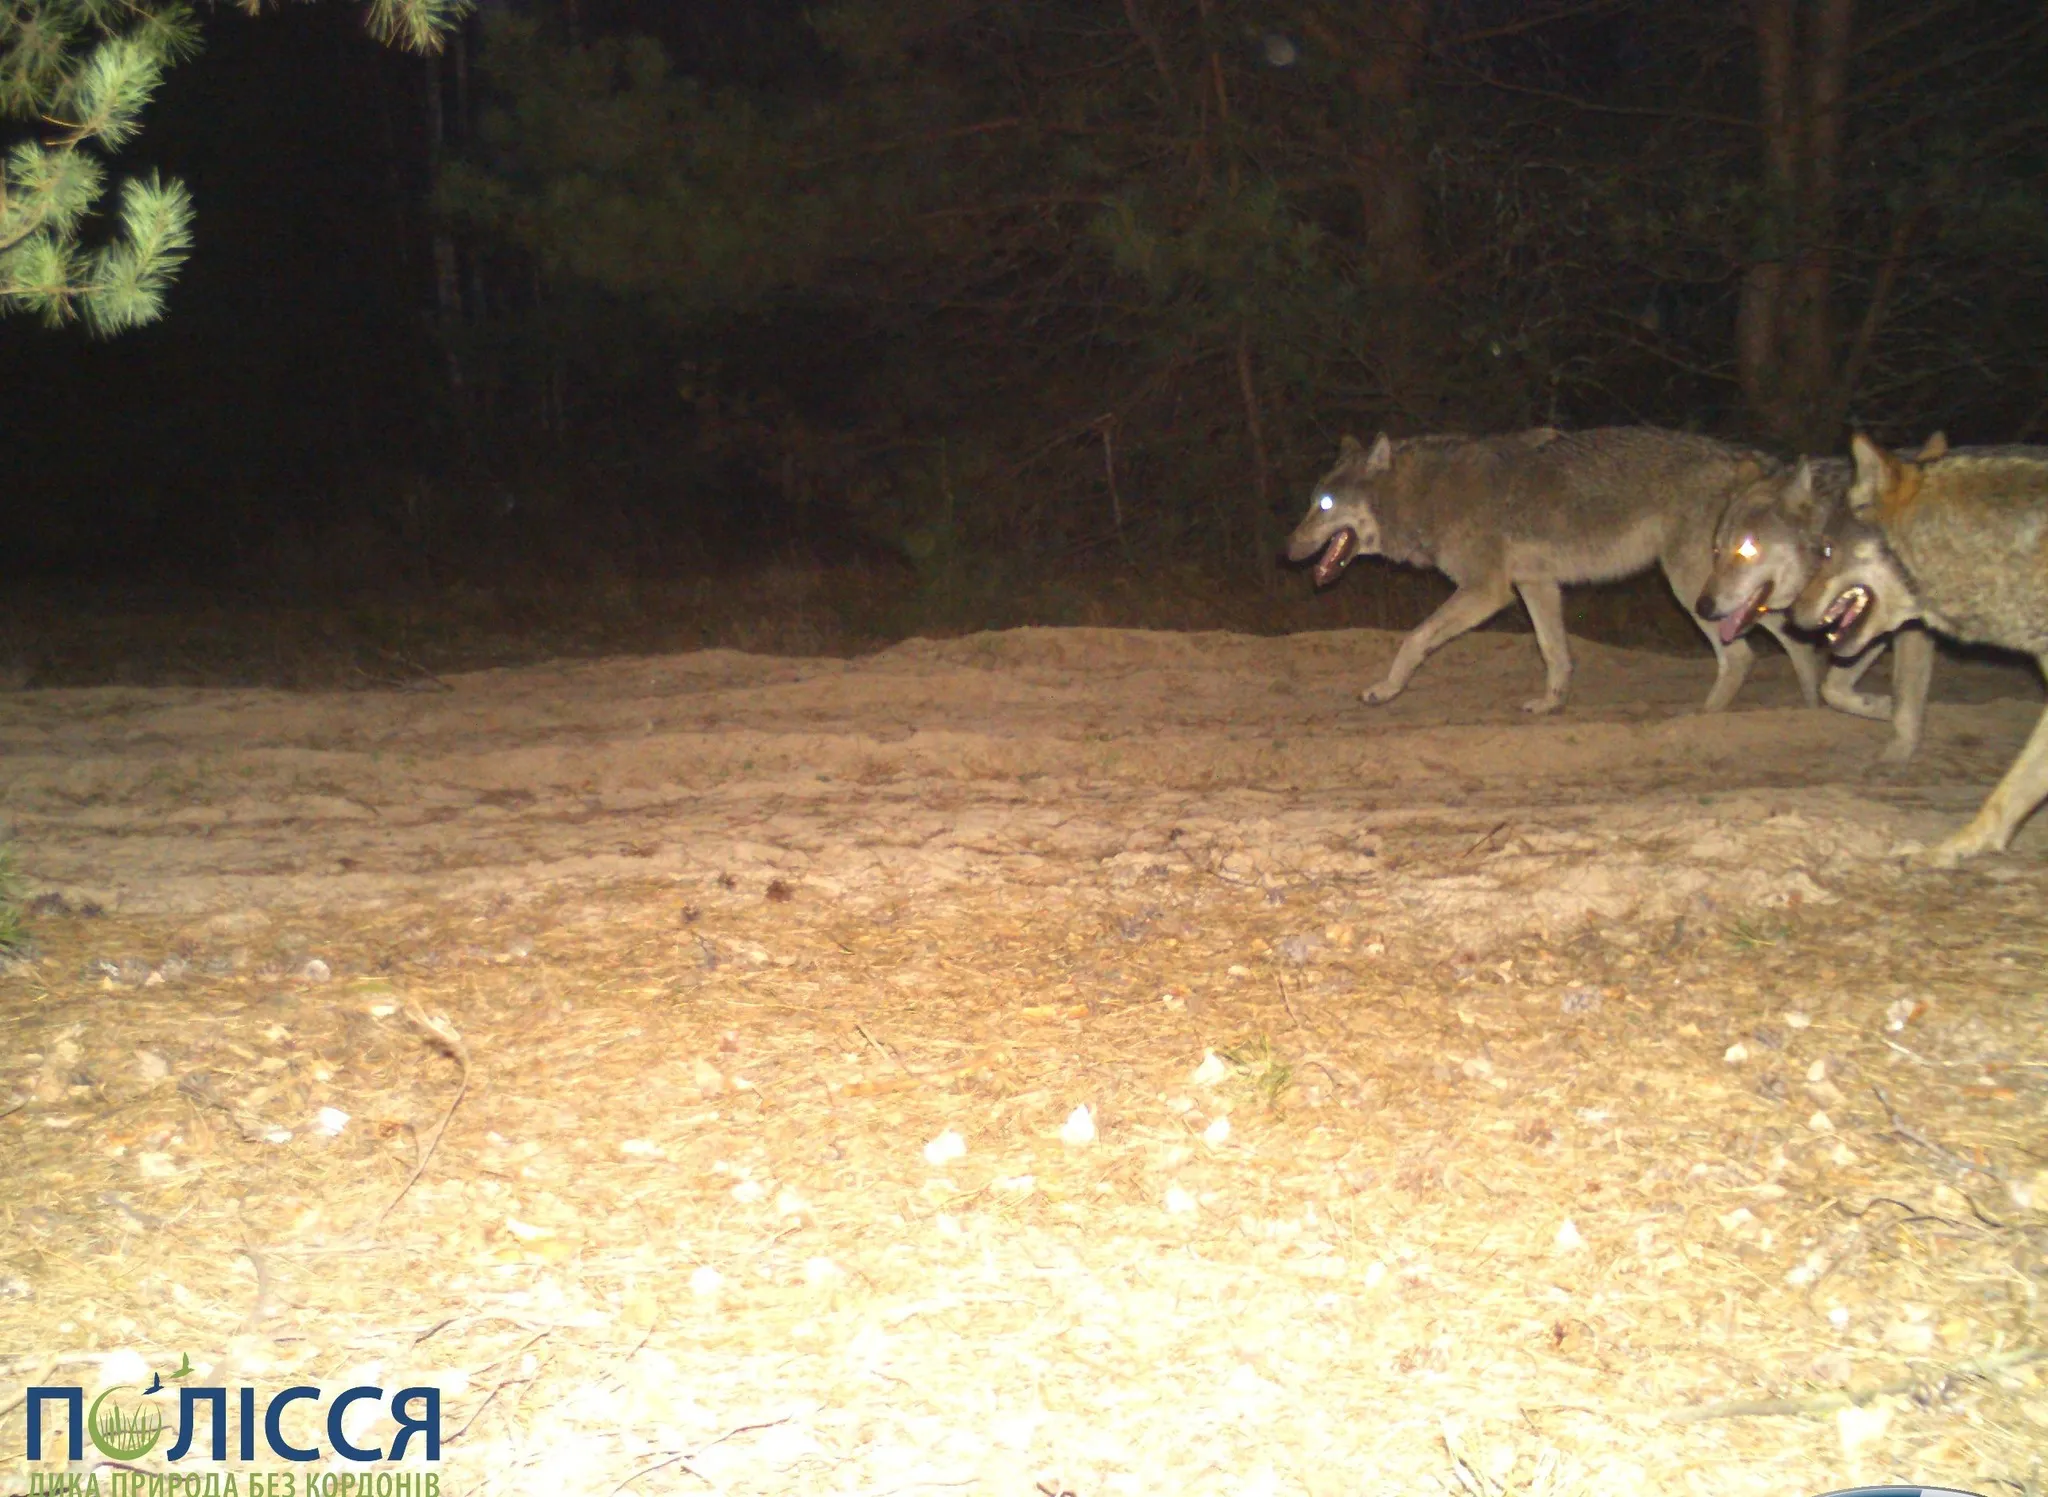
[1728,612,1833,712]
[1679,594,1758,713]
[1928,672,2048,865]
[1762,617,1827,709]
[1875,626,1934,766]
[1514,579,1573,714]
[1661,551,1761,712]
[1363,576,1515,706]
[1819,644,1893,722]
[1696,634,1756,713]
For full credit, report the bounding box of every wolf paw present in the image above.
[1923,827,1997,868]
[1867,738,1917,774]
[1823,688,1893,722]
[1362,680,1401,707]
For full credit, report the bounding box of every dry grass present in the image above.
[5,865,2045,1495]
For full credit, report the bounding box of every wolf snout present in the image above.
[1285,530,1330,563]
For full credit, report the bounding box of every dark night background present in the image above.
[5,0,2047,684]
[10,4,443,569]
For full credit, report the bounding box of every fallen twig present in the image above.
[1462,821,1509,858]
[607,1416,794,1496]
[1667,1345,2046,1423]
[375,1005,472,1229]
[1872,1083,2005,1181]
[856,1021,909,1074]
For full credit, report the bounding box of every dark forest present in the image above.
[7,0,2047,681]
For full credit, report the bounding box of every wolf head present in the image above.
[1695,458,1830,646]
[1703,432,1946,651]
[1288,433,1390,587]
[1790,432,1939,657]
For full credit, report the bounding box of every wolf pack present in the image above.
[1285,425,2048,868]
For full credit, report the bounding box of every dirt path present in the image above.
[3,625,2043,940]
[4,627,2046,1495]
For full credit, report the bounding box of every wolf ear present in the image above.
[1362,432,1394,475]
[1916,431,1949,461]
[1847,432,1903,518]
[1339,434,1363,459]
[1783,457,1819,520]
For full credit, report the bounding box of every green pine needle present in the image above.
[4,138,105,241]
[79,168,190,332]
[2,0,444,337]
[362,0,471,55]
[58,33,166,148]
[0,231,86,324]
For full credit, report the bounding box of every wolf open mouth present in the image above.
[1717,583,1770,647]
[1312,528,1359,587]
[1820,584,1872,646]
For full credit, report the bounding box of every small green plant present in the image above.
[1726,913,1788,950]
[0,847,26,955]
[1221,1035,1293,1112]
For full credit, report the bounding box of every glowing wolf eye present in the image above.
[1318,494,1334,511]
[1735,536,1760,562]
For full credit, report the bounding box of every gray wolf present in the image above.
[1695,439,1947,765]
[1794,434,2048,864]
[1287,427,1822,715]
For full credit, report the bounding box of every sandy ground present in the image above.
[3,625,2046,1496]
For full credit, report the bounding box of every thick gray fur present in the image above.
[1793,438,2048,864]
[1286,426,1823,715]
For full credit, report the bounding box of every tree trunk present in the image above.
[1236,318,1271,514]
[1353,0,1432,416]
[1122,0,1176,102]
[1738,0,1855,451]
[424,50,465,401]
[1787,0,1851,441]
[1736,0,1795,438]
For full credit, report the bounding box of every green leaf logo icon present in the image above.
[87,1386,165,1461]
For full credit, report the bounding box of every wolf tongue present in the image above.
[1714,585,1770,647]
[1824,587,1868,644]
